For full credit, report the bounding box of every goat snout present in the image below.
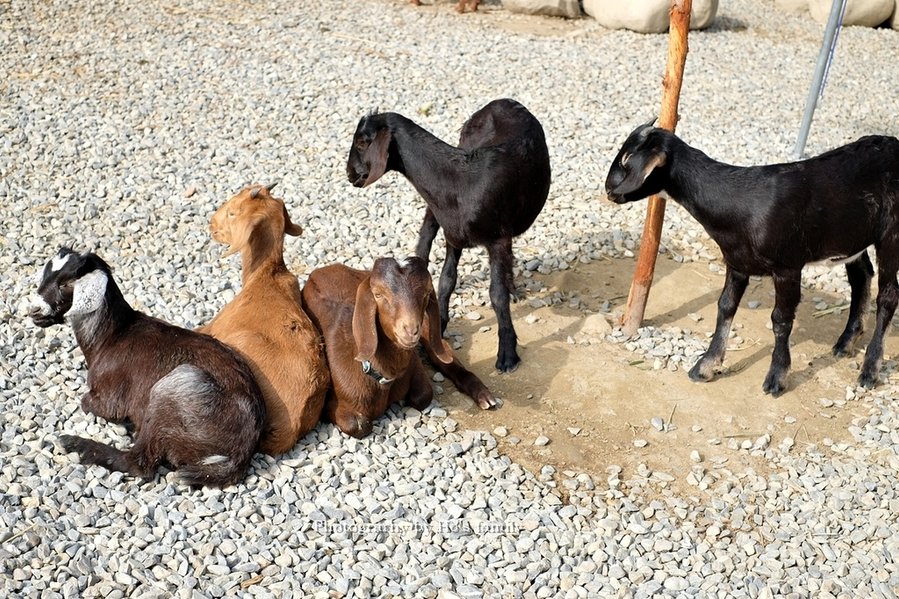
[395,320,422,348]
[30,308,62,328]
[605,191,627,204]
[348,168,368,188]
[29,295,62,327]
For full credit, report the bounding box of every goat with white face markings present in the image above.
[346,98,551,373]
[29,247,266,487]
[606,121,899,394]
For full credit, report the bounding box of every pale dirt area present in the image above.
[433,255,895,493]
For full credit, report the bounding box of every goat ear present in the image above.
[352,277,379,362]
[282,203,303,237]
[222,212,262,257]
[611,150,667,197]
[423,288,453,364]
[363,128,392,187]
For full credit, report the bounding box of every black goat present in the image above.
[29,247,266,486]
[346,98,551,372]
[606,121,899,394]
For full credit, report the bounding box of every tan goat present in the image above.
[199,184,330,455]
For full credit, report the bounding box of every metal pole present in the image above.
[793,0,848,160]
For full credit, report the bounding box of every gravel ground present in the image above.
[2,0,899,597]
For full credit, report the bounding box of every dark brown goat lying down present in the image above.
[30,247,265,487]
[302,256,497,438]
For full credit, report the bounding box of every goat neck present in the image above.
[387,113,468,208]
[663,135,754,231]
[71,277,136,364]
[363,325,415,384]
[240,221,288,283]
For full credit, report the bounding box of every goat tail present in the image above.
[178,453,247,488]
[59,434,150,478]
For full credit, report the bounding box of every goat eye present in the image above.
[620,153,631,167]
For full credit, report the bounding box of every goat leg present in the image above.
[415,208,441,263]
[423,341,497,409]
[689,267,748,382]
[833,251,873,356]
[404,358,434,411]
[762,271,801,395]
[81,389,130,425]
[59,435,156,478]
[859,258,899,388]
[437,244,463,333]
[329,402,373,439]
[488,238,520,372]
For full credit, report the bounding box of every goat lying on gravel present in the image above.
[302,256,497,438]
[30,247,265,487]
[346,98,551,373]
[606,121,899,394]
[199,184,330,455]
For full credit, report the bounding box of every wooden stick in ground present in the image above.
[620,0,693,336]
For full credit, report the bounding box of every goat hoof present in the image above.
[477,391,498,410]
[58,434,82,453]
[495,353,521,373]
[762,374,786,396]
[832,345,852,358]
[337,415,372,439]
[857,370,879,389]
[687,361,715,382]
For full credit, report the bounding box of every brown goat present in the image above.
[302,256,497,439]
[199,184,330,455]
[410,0,480,12]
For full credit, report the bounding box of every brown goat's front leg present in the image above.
[487,238,520,372]
[762,271,801,395]
[833,252,873,356]
[859,255,899,388]
[328,401,373,439]
[689,267,748,382]
[415,208,441,263]
[437,244,463,333]
[404,358,434,411]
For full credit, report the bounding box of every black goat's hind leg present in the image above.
[762,272,801,395]
[488,238,520,372]
[833,251,873,356]
[859,255,899,388]
[689,267,749,382]
[437,244,462,333]
[415,208,441,263]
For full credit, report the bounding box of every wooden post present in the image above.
[620,0,693,336]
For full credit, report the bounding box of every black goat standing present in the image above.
[606,121,899,394]
[346,99,552,372]
[29,247,266,486]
